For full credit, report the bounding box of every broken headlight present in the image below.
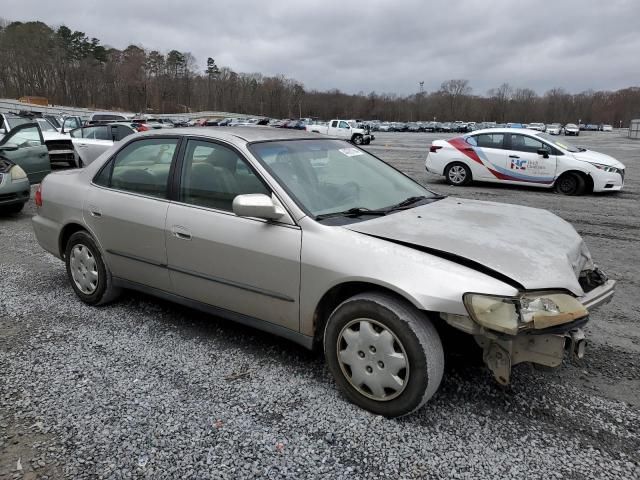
[10,165,27,181]
[463,292,588,335]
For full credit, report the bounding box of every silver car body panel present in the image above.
[346,197,592,296]
[32,127,610,352]
[73,138,113,165]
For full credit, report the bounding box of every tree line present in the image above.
[1,19,639,125]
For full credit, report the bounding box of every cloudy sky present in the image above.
[2,0,638,96]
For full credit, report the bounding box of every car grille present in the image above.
[46,140,75,162]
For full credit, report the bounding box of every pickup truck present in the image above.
[306,119,374,145]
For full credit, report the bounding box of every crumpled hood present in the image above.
[571,149,624,168]
[346,197,592,295]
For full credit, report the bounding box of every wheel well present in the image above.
[555,170,592,192]
[58,223,88,258]
[312,282,417,350]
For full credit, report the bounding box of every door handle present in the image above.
[509,155,520,159]
[463,147,475,152]
[88,205,102,217]
[39,152,48,157]
[77,143,88,148]
[171,226,192,240]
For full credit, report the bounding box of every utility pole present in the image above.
[419,81,424,121]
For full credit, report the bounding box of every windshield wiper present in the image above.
[385,194,446,212]
[315,207,388,220]
[315,195,447,220]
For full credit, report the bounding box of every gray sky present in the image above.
[2,0,638,96]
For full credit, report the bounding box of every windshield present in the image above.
[6,117,30,129]
[250,139,436,218]
[36,119,57,132]
[536,132,581,152]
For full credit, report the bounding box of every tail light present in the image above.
[35,184,43,207]
[430,145,442,153]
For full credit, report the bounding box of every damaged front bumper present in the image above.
[475,326,587,385]
[442,277,616,385]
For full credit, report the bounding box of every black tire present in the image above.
[555,172,586,196]
[64,231,121,305]
[324,292,444,418]
[352,135,363,145]
[0,203,25,215]
[445,162,472,186]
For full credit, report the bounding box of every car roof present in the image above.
[466,127,543,136]
[137,126,332,143]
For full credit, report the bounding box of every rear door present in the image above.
[0,123,50,183]
[72,126,114,165]
[506,133,557,185]
[463,132,507,180]
[85,136,180,291]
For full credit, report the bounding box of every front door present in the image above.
[0,123,50,183]
[506,133,557,185]
[85,137,180,291]
[165,139,302,331]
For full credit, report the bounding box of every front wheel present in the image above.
[555,172,586,195]
[352,135,363,145]
[324,292,444,417]
[445,162,472,186]
[65,231,121,305]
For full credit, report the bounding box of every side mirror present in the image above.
[232,194,285,220]
[537,148,550,159]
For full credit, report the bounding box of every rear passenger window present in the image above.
[473,133,505,149]
[98,139,178,198]
[179,140,269,211]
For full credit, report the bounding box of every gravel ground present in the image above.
[1,131,639,479]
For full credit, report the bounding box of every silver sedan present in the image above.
[32,127,615,417]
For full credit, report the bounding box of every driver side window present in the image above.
[339,121,350,129]
[511,134,545,153]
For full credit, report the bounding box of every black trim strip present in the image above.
[106,249,295,302]
[112,277,313,349]
[355,233,525,290]
[106,249,167,268]
[168,265,295,303]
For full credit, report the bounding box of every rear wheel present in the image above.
[555,172,586,195]
[324,292,444,417]
[445,162,472,186]
[65,231,120,305]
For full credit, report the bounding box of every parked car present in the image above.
[306,119,373,144]
[0,122,51,213]
[1,114,76,167]
[546,123,562,135]
[407,123,421,132]
[70,123,138,166]
[88,112,129,125]
[32,127,615,417]
[528,123,546,132]
[585,124,599,131]
[601,124,613,132]
[564,124,580,136]
[426,128,625,195]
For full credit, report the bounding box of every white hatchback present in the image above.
[425,128,625,195]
